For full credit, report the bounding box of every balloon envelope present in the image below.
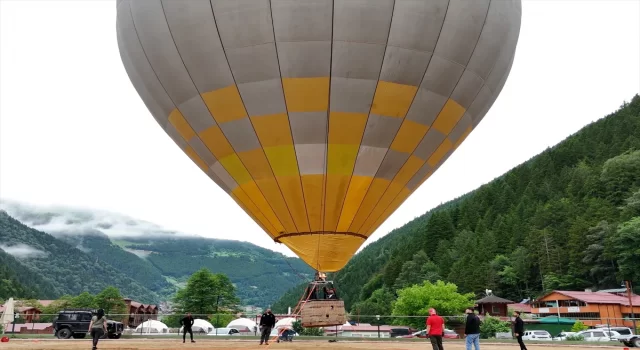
[116,0,521,272]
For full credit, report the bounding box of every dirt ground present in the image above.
[0,339,622,350]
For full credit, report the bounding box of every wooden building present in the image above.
[475,295,514,317]
[531,290,640,327]
[123,298,158,328]
[508,303,532,315]
[0,305,42,323]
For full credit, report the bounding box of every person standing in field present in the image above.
[426,308,445,350]
[259,308,276,345]
[513,311,528,350]
[181,312,195,344]
[464,308,481,350]
[88,308,107,350]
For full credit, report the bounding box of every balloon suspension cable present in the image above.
[284,257,311,282]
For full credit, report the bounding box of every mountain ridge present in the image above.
[272,94,640,313]
[0,201,314,306]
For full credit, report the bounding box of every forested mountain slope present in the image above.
[0,201,314,306]
[273,95,640,314]
[0,211,158,303]
[0,249,56,300]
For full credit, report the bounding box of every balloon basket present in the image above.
[300,300,347,328]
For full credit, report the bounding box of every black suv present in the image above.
[52,309,124,339]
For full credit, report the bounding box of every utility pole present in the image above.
[626,280,637,332]
[11,312,18,338]
[215,295,221,336]
[376,315,380,339]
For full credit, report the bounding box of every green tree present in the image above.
[571,320,588,332]
[95,286,126,315]
[582,221,618,287]
[292,319,324,336]
[39,296,74,322]
[350,288,395,325]
[210,313,235,328]
[359,274,384,301]
[601,150,640,205]
[391,281,474,329]
[479,316,511,339]
[173,268,240,317]
[609,217,640,281]
[621,189,640,220]
[71,292,98,309]
[394,251,440,289]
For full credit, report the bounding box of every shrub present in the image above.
[570,320,588,332]
[479,316,511,339]
[291,320,324,336]
[566,334,584,341]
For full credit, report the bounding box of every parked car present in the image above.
[593,326,637,347]
[443,329,460,339]
[207,327,240,336]
[553,331,576,341]
[619,335,640,348]
[521,330,553,341]
[595,326,633,337]
[399,329,460,339]
[576,329,621,342]
[52,309,123,339]
[390,327,412,338]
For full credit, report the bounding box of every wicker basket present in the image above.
[300,300,347,328]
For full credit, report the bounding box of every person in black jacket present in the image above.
[513,311,527,350]
[259,309,276,345]
[180,312,195,344]
[464,308,481,350]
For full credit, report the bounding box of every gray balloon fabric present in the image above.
[116,0,521,272]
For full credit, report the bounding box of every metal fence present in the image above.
[6,312,638,338]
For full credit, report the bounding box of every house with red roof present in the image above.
[0,305,42,323]
[508,303,532,314]
[531,290,640,327]
[122,298,158,328]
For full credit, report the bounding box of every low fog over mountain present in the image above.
[0,198,313,306]
[0,198,194,239]
[0,242,48,259]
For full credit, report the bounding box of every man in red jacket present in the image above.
[426,308,445,350]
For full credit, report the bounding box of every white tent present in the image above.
[274,317,297,330]
[227,317,256,332]
[0,298,15,335]
[135,320,169,334]
[180,319,214,334]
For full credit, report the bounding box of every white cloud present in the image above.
[0,199,194,239]
[0,243,48,259]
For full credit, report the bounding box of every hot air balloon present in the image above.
[116,0,521,275]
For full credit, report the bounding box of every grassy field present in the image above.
[0,337,625,349]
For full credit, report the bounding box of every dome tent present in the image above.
[135,320,169,334]
[269,317,300,337]
[275,317,297,330]
[180,318,214,334]
[227,317,256,332]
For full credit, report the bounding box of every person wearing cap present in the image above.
[259,308,276,345]
[464,308,481,350]
[513,311,527,350]
[426,308,445,350]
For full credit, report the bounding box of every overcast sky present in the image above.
[1,0,639,258]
